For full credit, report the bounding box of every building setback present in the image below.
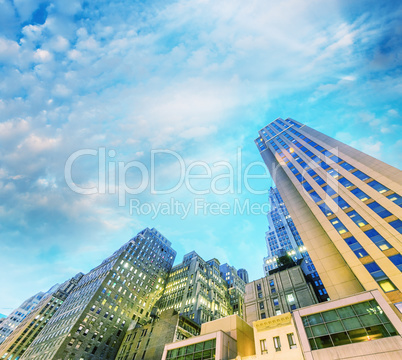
[0,273,83,360]
[157,252,233,325]
[244,265,318,325]
[255,117,402,315]
[20,227,176,360]
[115,309,200,360]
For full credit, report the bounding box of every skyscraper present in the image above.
[0,291,48,345]
[0,273,83,360]
[20,228,176,360]
[156,251,233,325]
[263,186,328,301]
[255,118,402,315]
[219,263,246,318]
[237,269,249,284]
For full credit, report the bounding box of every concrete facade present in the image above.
[161,314,255,360]
[244,266,318,325]
[157,252,233,325]
[255,118,402,315]
[115,309,200,360]
[0,273,83,360]
[220,263,246,319]
[20,227,176,360]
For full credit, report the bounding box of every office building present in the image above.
[219,263,246,318]
[252,289,402,360]
[255,117,402,314]
[0,273,83,360]
[244,265,318,325]
[20,227,176,360]
[0,292,48,345]
[161,314,255,360]
[263,186,329,301]
[157,252,233,325]
[115,309,200,360]
[237,269,249,284]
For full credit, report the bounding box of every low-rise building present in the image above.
[244,266,318,324]
[115,309,200,360]
[161,314,255,360]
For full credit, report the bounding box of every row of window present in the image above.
[259,333,296,354]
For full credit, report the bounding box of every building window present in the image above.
[287,333,297,349]
[260,302,265,310]
[338,177,354,188]
[350,188,369,201]
[273,298,279,306]
[260,339,268,354]
[364,262,396,292]
[269,279,275,287]
[347,210,368,227]
[276,310,282,315]
[257,283,262,291]
[273,336,281,351]
[352,170,370,181]
[261,312,266,319]
[302,299,398,350]
[387,193,402,207]
[388,254,402,271]
[364,229,391,251]
[367,201,392,219]
[366,180,389,193]
[166,339,216,360]
[329,217,348,235]
[389,219,402,234]
[258,292,263,298]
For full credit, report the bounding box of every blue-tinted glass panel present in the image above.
[351,188,370,201]
[318,203,334,217]
[329,217,349,234]
[314,176,326,186]
[364,262,381,273]
[305,150,314,157]
[322,185,336,196]
[310,191,322,203]
[364,229,392,251]
[327,169,341,178]
[388,220,402,234]
[367,202,392,219]
[333,196,350,210]
[315,145,324,152]
[353,170,370,181]
[347,210,368,227]
[302,182,313,192]
[387,194,402,207]
[388,254,402,271]
[338,177,354,189]
[344,236,369,258]
[366,180,390,194]
[339,161,355,171]
[331,156,341,163]
[307,169,316,177]
[319,162,330,170]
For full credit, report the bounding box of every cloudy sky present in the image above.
[1,0,401,315]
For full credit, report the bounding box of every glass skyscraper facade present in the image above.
[263,187,328,301]
[256,118,402,315]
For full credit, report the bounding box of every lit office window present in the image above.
[364,229,392,251]
[364,262,396,292]
[347,210,368,228]
[352,170,370,181]
[350,188,370,201]
[387,193,402,207]
[366,180,390,194]
[344,236,369,258]
[338,177,354,189]
[329,217,349,235]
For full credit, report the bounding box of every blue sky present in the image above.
[0,0,401,315]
